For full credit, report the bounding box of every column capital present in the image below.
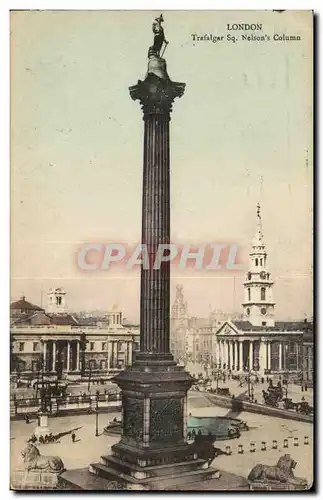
[129,72,185,118]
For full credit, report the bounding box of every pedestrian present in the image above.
[71,432,76,443]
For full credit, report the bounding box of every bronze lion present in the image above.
[21,444,65,474]
[248,454,307,486]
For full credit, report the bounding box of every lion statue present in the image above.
[21,444,65,474]
[248,454,307,487]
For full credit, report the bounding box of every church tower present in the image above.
[242,203,275,327]
[47,287,67,314]
[171,284,188,330]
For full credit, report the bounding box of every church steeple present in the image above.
[242,204,275,327]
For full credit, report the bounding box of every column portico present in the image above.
[239,340,243,371]
[52,341,56,371]
[107,340,111,371]
[76,340,80,371]
[67,340,71,372]
[234,341,238,371]
[259,340,266,373]
[43,341,47,371]
[267,342,271,370]
[249,341,253,370]
[279,343,283,370]
[229,342,233,370]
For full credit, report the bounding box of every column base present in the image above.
[88,359,220,489]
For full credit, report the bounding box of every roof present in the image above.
[12,312,79,326]
[232,320,311,332]
[10,297,44,312]
[49,314,79,326]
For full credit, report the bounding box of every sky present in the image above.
[10,10,313,322]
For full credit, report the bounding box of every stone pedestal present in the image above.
[11,470,61,491]
[34,413,51,441]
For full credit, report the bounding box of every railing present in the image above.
[10,391,122,419]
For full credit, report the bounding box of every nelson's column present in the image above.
[63,15,220,490]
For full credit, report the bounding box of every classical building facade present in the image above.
[213,204,309,378]
[10,291,140,381]
[302,319,314,386]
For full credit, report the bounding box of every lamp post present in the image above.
[95,393,99,437]
[88,359,93,392]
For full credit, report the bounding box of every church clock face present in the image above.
[260,271,266,280]
[261,307,267,315]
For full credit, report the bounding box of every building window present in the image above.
[248,288,251,301]
[260,258,263,266]
[102,342,106,351]
[100,360,106,369]
[32,361,38,372]
[246,308,250,316]
[262,321,267,326]
[261,287,266,301]
[90,342,94,351]
[248,272,251,280]
[19,342,24,352]
[33,342,39,352]
[255,258,258,266]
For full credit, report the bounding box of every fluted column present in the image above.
[216,340,220,368]
[76,341,80,371]
[228,341,233,370]
[140,112,170,355]
[128,341,133,366]
[234,341,238,371]
[259,341,266,373]
[51,341,56,371]
[43,341,47,371]
[67,340,71,372]
[239,341,243,371]
[279,343,283,370]
[249,341,253,370]
[267,342,271,370]
[129,72,185,365]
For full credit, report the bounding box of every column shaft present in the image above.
[52,341,56,371]
[239,341,243,371]
[76,341,80,371]
[229,341,233,370]
[107,341,111,371]
[234,341,238,371]
[249,341,253,370]
[259,341,266,373]
[279,343,283,370]
[267,342,271,370]
[67,341,70,372]
[43,341,47,371]
[140,113,170,355]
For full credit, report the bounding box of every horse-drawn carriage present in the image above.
[296,401,313,415]
[262,389,280,407]
[215,387,231,397]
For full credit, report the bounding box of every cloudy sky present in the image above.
[11,10,313,322]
